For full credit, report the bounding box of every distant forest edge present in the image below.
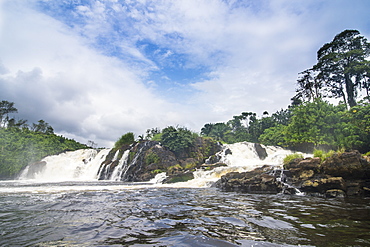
[0,101,89,178]
[1,29,370,179]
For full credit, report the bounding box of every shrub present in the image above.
[314,149,339,161]
[161,126,195,155]
[283,153,304,166]
[185,162,196,170]
[151,169,163,174]
[145,152,160,165]
[114,132,135,149]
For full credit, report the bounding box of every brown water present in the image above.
[0,181,369,246]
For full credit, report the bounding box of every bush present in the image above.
[145,152,160,165]
[283,153,304,166]
[313,149,340,161]
[114,132,135,149]
[161,126,195,155]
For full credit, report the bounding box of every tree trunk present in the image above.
[345,74,356,107]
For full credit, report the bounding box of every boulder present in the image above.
[301,177,345,194]
[254,143,268,160]
[320,151,370,179]
[216,151,370,198]
[216,165,284,194]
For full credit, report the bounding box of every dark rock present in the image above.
[98,137,221,182]
[301,177,345,194]
[254,143,268,160]
[325,189,346,198]
[217,151,370,198]
[163,172,194,183]
[320,151,370,179]
[216,165,284,194]
[225,148,232,155]
[201,162,228,170]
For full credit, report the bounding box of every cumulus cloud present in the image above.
[0,0,369,147]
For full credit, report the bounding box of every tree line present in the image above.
[0,100,88,178]
[1,29,370,179]
[199,30,370,153]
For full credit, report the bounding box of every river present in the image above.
[0,181,369,246]
[1,143,370,246]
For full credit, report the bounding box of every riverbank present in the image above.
[216,150,370,198]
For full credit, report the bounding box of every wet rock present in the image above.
[201,162,228,170]
[163,171,194,183]
[217,150,370,198]
[98,137,221,182]
[301,177,345,194]
[320,151,370,179]
[216,165,284,194]
[325,189,346,198]
[254,143,268,160]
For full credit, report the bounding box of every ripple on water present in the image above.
[0,185,369,246]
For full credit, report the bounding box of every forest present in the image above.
[200,30,370,152]
[1,29,370,179]
[0,101,88,178]
[146,30,370,154]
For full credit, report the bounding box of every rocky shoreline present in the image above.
[215,150,370,198]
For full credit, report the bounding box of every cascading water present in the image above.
[110,150,130,181]
[174,142,305,188]
[17,142,305,187]
[19,149,111,181]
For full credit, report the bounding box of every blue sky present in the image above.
[1,0,370,147]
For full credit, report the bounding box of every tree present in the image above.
[114,132,135,149]
[0,100,18,127]
[161,126,195,156]
[314,30,370,107]
[31,120,54,134]
[284,99,347,149]
[295,68,324,102]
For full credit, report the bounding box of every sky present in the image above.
[1,0,370,147]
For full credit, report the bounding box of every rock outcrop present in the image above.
[216,151,370,198]
[98,137,221,183]
[214,165,284,194]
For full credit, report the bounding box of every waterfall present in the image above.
[174,142,305,188]
[19,149,110,181]
[17,141,306,187]
[110,150,130,181]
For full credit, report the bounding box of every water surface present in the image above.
[0,181,369,246]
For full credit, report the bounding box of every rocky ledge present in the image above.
[216,151,370,198]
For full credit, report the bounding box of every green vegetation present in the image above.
[283,153,304,167]
[0,100,88,178]
[200,30,370,153]
[114,132,135,149]
[0,125,87,179]
[145,152,160,165]
[160,126,197,156]
[313,149,336,162]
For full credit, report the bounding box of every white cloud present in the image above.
[1,0,370,147]
[0,1,177,147]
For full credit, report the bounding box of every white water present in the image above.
[19,149,111,182]
[17,142,307,188]
[172,142,306,188]
[110,150,130,181]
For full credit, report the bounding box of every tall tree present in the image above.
[31,120,54,134]
[314,30,370,107]
[295,69,324,102]
[0,100,18,127]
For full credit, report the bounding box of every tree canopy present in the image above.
[295,29,370,108]
[0,101,88,178]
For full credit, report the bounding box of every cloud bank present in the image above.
[1,0,369,147]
